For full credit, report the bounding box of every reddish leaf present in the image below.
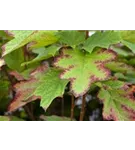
[8,65,48,112]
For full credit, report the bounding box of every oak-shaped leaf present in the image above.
[83,31,121,53]
[53,48,117,97]
[2,30,58,56]
[97,80,135,121]
[8,65,48,112]
[8,66,68,112]
[34,68,68,109]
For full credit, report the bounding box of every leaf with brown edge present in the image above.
[8,65,68,112]
[9,71,26,81]
[8,65,48,112]
[9,66,39,81]
[97,80,135,121]
[53,48,117,97]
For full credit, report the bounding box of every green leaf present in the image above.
[4,48,25,72]
[110,45,133,57]
[83,31,121,53]
[58,30,85,47]
[22,45,60,66]
[54,48,116,97]
[34,68,68,109]
[0,116,9,121]
[120,31,135,43]
[2,30,58,56]
[41,115,74,121]
[0,116,24,121]
[121,40,135,53]
[98,80,135,121]
[115,73,135,84]
[0,80,10,99]
[0,30,11,39]
[10,116,24,121]
[105,61,135,74]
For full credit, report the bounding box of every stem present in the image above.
[23,46,28,69]
[61,97,64,116]
[2,66,14,85]
[71,95,75,121]
[2,66,15,97]
[79,94,86,121]
[23,46,35,120]
[85,30,89,39]
[79,30,89,121]
[24,104,35,121]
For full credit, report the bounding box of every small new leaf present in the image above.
[54,48,116,97]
